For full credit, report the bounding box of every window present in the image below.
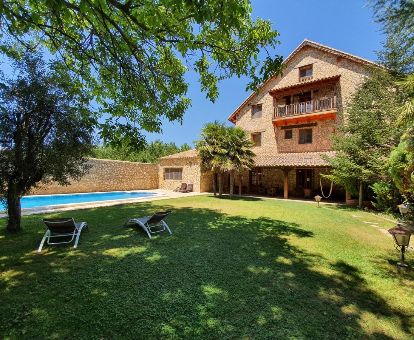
[299,129,313,144]
[164,168,183,180]
[251,168,262,186]
[251,104,262,119]
[299,65,313,79]
[251,132,262,147]
[284,130,293,139]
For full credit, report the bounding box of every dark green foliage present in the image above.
[373,0,414,73]
[93,140,191,163]
[0,52,94,231]
[0,0,282,147]
[325,70,402,206]
[370,181,402,212]
[0,196,412,338]
[389,132,414,201]
[372,0,414,216]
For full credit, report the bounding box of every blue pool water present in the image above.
[16,191,156,209]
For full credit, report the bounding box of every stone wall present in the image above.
[31,158,159,195]
[200,170,213,192]
[159,157,203,192]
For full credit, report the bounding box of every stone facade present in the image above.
[222,40,375,199]
[275,120,335,153]
[153,41,374,197]
[158,150,213,192]
[231,41,372,155]
[32,158,159,195]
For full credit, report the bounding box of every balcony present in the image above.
[272,96,337,127]
[274,96,337,118]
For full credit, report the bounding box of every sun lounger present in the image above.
[174,183,187,192]
[38,218,88,252]
[181,183,193,193]
[126,211,172,239]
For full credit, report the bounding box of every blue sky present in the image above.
[146,0,384,147]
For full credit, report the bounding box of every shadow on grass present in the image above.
[0,202,412,338]
[204,194,265,202]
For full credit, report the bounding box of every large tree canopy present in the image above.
[0,52,94,232]
[373,0,414,73]
[325,70,402,207]
[0,0,282,147]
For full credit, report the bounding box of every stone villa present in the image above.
[33,40,378,200]
[158,40,378,200]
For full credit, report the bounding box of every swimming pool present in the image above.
[16,191,158,209]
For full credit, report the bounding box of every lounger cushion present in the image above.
[43,218,77,233]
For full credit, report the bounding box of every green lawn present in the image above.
[1,196,413,339]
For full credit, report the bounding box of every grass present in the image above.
[0,195,413,339]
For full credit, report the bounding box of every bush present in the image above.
[371,181,401,212]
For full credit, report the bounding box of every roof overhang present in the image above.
[254,151,335,168]
[269,75,341,98]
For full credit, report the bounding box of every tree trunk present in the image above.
[358,181,363,209]
[218,172,223,196]
[238,174,242,196]
[6,184,22,232]
[229,171,234,196]
[212,172,217,196]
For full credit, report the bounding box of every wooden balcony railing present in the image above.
[273,96,337,119]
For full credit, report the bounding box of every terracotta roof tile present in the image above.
[160,149,198,159]
[254,151,335,167]
[160,149,335,167]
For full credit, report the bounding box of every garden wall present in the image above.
[31,158,159,195]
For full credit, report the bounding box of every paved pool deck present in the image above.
[0,189,206,218]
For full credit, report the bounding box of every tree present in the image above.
[325,70,402,207]
[93,140,191,163]
[396,74,414,126]
[372,0,414,74]
[195,122,254,197]
[0,52,94,232]
[195,122,227,196]
[371,0,414,217]
[220,127,254,196]
[389,133,414,201]
[0,0,283,148]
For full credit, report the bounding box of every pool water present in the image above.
[16,191,157,209]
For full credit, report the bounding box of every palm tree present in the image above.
[397,74,414,127]
[223,127,255,196]
[195,122,227,196]
[196,122,254,197]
